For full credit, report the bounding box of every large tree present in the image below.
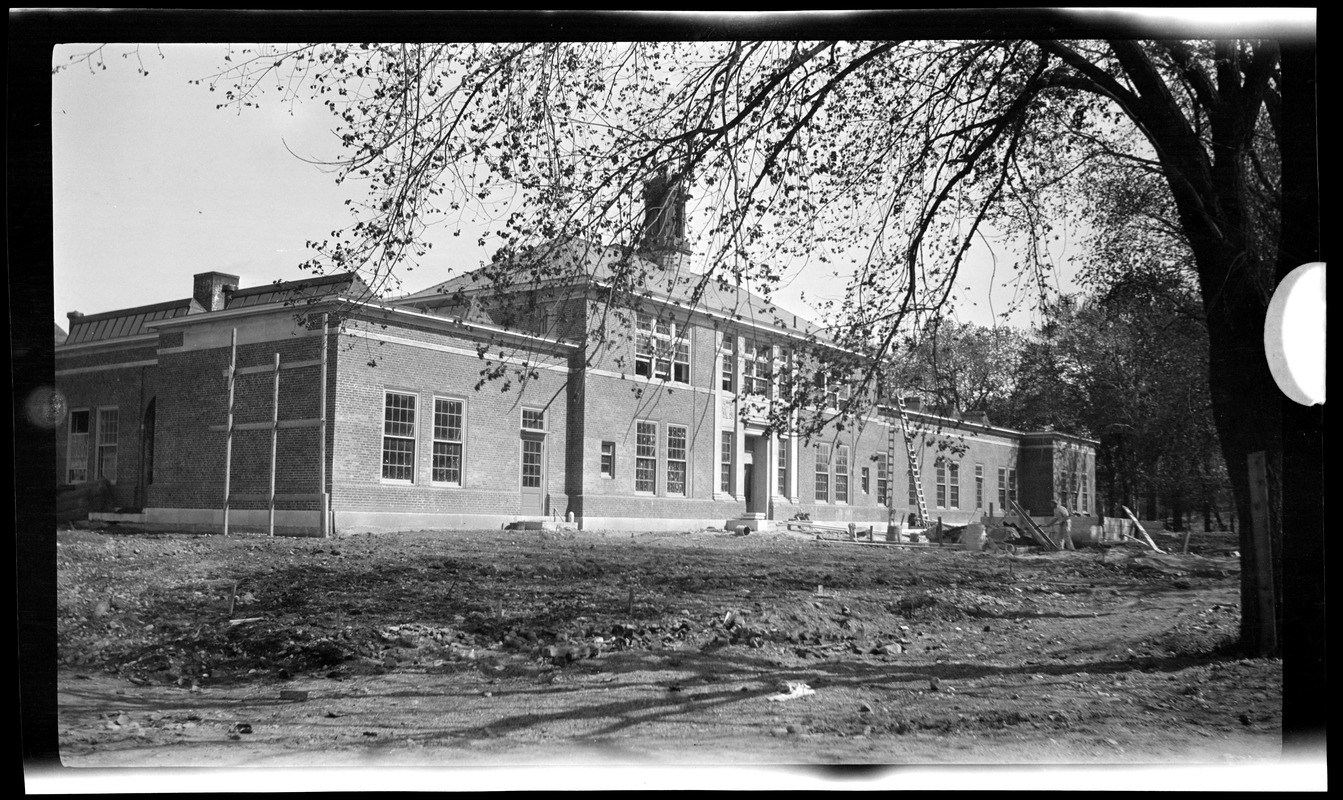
[71,24,1314,656]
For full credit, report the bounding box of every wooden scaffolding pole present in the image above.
[319,313,330,538]
[222,328,237,536]
[268,352,280,537]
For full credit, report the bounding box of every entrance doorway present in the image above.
[520,433,546,515]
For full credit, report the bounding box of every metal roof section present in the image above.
[62,298,198,345]
[59,273,373,346]
[224,273,373,309]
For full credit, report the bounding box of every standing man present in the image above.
[1052,497,1076,550]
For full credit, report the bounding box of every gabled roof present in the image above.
[394,238,826,340]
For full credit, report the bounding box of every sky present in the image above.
[51,41,1090,337]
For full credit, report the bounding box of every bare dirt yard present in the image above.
[54,522,1291,783]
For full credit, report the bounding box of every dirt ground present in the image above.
[52,522,1295,784]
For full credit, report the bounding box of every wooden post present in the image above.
[1247,451,1278,655]
[1120,505,1164,553]
[222,329,237,536]
[319,314,330,538]
[268,352,280,537]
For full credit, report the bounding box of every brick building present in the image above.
[55,197,1095,535]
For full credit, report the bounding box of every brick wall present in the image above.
[55,342,159,510]
[329,316,572,520]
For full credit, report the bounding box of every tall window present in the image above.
[743,340,771,395]
[720,336,736,392]
[1080,470,1090,513]
[432,398,464,485]
[861,467,870,495]
[382,392,416,481]
[635,313,690,383]
[935,462,947,508]
[600,441,615,479]
[1008,467,1018,504]
[635,421,657,492]
[720,431,733,493]
[948,462,960,508]
[96,407,119,483]
[998,466,1018,508]
[67,409,90,483]
[876,453,889,506]
[835,445,850,503]
[815,443,831,503]
[975,464,984,510]
[777,437,789,497]
[908,468,919,509]
[666,425,688,495]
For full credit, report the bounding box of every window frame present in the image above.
[835,444,850,504]
[742,340,772,396]
[948,461,960,509]
[635,420,658,493]
[719,431,734,494]
[815,443,831,503]
[67,408,91,484]
[935,462,947,508]
[96,406,119,484]
[521,407,546,432]
[720,335,736,392]
[431,396,465,487]
[776,436,789,498]
[876,453,889,507]
[975,463,984,510]
[666,425,688,496]
[600,441,616,479]
[635,313,691,384]
[381,390,418,483]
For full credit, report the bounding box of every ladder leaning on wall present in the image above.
[890,394,930,527]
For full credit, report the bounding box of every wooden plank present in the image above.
[1009,499,1059,550]
[220,358,321,377]
[1120,506,1164,553]
[209,418,321,432]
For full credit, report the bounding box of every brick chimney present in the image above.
[193,271,240,312]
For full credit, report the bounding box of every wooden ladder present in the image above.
[892,395,930,527]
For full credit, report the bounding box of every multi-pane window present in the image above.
[935,462,947,508]
[835,445,850,503]
[876,453,889,506]
[998,466,1018,509]
[667,425,688,496]
[382,392,416,481]
[601,441,615,479]
[948,462,960,509]
[635,421,657,492]
[721,336,736,392]
[908,468,919,508]
[1080,471,1090,513]
[522,408,545,431]
[742,340,771,395]
[975,464,984,510]
[720,431,733,493]
[521,439,543,488]
[635,313,690,383]
[815,443,831,503]
[67,409,90,483]
[777,437,789,497]
[96,408,119,483]
[432,398,464,485]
